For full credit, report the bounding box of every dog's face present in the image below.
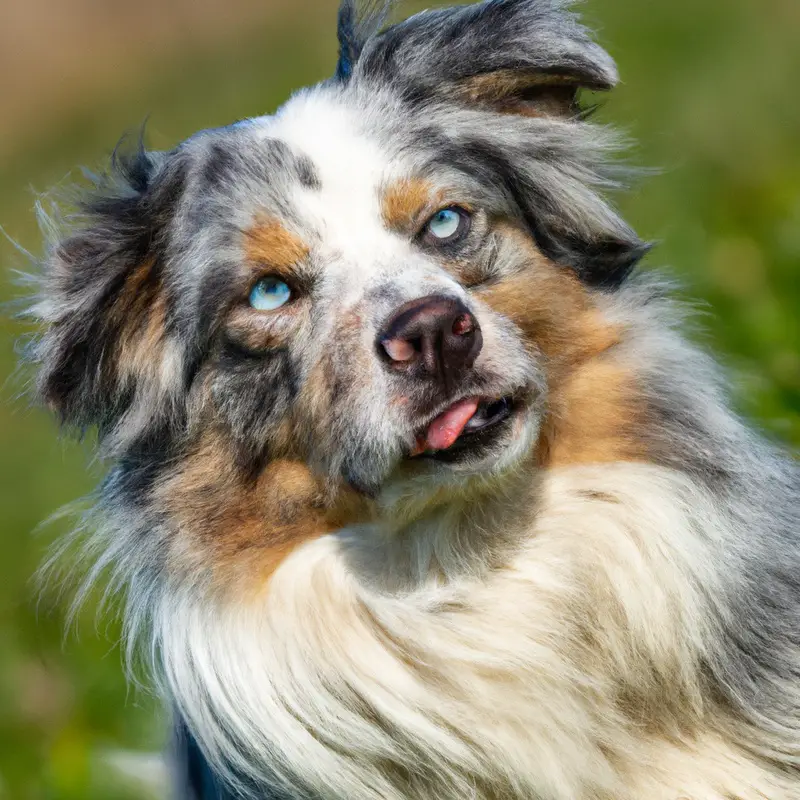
[188,94,549,494]
[32,0,647,590]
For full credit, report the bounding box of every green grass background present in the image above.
[0,0,798,796]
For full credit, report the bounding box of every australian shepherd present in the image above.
[27,0,800,798]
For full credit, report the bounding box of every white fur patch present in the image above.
[264,93,401,275]
[153,462,790,799]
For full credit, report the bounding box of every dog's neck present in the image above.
[339,462,541,591]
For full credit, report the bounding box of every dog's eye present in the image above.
[423,207,471,245]
[249,277,292,311]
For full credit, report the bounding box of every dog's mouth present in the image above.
[408,395,515,461]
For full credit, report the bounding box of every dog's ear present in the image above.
[29,141,187,442]
[343,0,648,288]
[336,0,393,82]
[348,0,617,117]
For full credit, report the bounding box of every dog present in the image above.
[26,0,800,797]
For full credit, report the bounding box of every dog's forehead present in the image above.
[248,90,413,256]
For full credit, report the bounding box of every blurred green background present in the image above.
[0,0,798,796]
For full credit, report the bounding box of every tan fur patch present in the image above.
[111,260,167,383]
[159,443,323,593]
[243,214,309,272]
[455,70,579,117]
[537,358,646,468]
[478,227,619,367]
[157,434,368,598]
[478,225,644,467]
[381,178,439,232]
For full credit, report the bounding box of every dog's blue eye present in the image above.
[249,277,291,311]
[424,207,470,244]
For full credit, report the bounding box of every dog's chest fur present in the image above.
[165,462,799,800]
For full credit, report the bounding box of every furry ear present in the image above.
[352,0,618,115]
[29,140,187,441]
[344,0,648,288]
[335,0,392,82]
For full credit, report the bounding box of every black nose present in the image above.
[378,294,483,393]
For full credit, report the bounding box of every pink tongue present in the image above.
[414,397,480,453]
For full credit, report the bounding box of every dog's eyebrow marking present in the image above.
[381,177,439,232]
[243,214,310,270]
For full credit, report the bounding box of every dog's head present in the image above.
[31,0,647,591]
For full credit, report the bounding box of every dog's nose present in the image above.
[378,295,482,392]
